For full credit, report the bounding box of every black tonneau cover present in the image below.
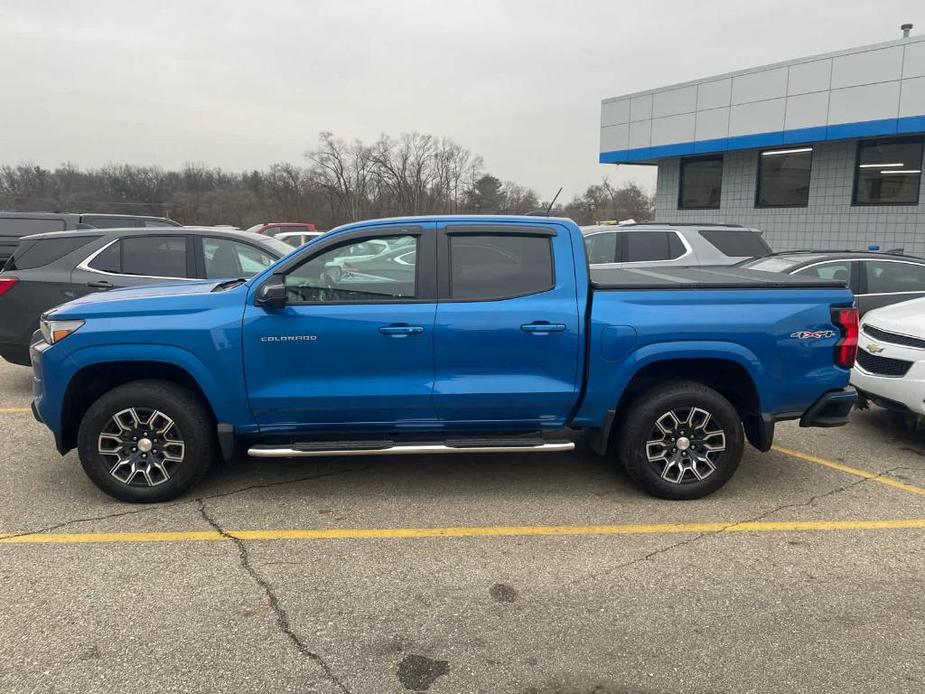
[590,266,847,290]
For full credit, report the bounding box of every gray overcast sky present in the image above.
[1,0,922,199]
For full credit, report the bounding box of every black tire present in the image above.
[77,380,216,502]
[617,380,744,500]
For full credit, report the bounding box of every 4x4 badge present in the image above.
[790,330,836,340]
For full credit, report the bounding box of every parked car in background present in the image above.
[0,212,181,265]
[739,250,925,317]
[247,222,317,238]
[582,222,771,268]
[852,296,925,414]
[275,230,325,248]
[0,227,289,366]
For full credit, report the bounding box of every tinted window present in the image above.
[81,216,143,229]
[0,217,67,236]
[122,236,188,277]
[285,234,418,303]
[449,234,553,300]
[202,237,276,278]
[6,236,100,270]
[854,137,924,205]
[864,261,925,294]
[757,147,813,207]
[699,230,772,257]
[679,156,723,209]
[586,232,617,264]
[622,232,685,262]
[88,241,121,273]
[144,219,179,228]
[794,261,851,283]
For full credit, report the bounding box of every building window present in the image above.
[756,147,813,207]
[853,136,923,206]
[679,156,723,209]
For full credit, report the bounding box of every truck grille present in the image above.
[855,349,913,377]
[862,324,925,349]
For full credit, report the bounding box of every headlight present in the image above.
[40,318,85,345]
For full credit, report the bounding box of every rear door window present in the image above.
[793,261,852,283]
[449,234,553,300]
[699,229,771,257]
[585,232,618,263]
[863,260,925,294]
[5,236,100,270]
[201,237,277,278]
[122,236,188,277]
[622,231,685,262]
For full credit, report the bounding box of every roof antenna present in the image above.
[545,187,563,216]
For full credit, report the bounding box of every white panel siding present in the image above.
[731,67,788,105]
[900,76,925,118]
[652,85,698,118]
[630,94,653,121]
[828,81,902,124]
[651,113,696,144]
[628,120,651,149]
[600,124,629,152]
[831,46,903,89]
[903,40,925,78]
[697,79,732,110]
[785,91,830,130]
[787,59,832,95]
[601,99,630,126]
[695,107,730,140]
[729,98,786,136]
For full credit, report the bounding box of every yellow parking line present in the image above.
[773,445,925,497]
[1,518,924,545]
[0,407,30,414]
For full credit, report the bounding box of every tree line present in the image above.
[0,131,654,229]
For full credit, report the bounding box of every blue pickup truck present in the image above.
[30,216,858,502]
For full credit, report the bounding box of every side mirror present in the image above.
[256,276,287,309]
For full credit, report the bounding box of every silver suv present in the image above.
[582,222,771,268]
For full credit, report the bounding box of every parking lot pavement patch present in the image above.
[397,654,449,692]
[773,444,925,497]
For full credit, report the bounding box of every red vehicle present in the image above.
[246,222,317,237]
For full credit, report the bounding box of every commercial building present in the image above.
[599,28,925,253]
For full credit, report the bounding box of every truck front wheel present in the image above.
[617,381,744,500]
[77,380,216,502]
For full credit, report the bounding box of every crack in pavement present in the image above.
[196,498,353,694]
[1,465,365,541]
[570,464,910,587]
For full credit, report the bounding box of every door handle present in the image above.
[521,322,567,333]
[379,325,424,337]
[87,280,114,290]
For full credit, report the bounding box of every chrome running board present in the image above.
[247,441,575,458]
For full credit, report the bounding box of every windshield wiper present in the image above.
[211,278,248,292]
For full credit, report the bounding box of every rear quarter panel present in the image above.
[574,286,855,426]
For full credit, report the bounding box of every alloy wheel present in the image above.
[644,407,726,484]
[97,407,186,487]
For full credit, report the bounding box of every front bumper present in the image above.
[799,387,857,428]
[850,330,925,415]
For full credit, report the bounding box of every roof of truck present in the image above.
[590,265,847,290]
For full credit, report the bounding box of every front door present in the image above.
[432,222,582,428]
[243,223,438,432]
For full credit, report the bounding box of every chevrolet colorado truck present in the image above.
[30,216,858,502]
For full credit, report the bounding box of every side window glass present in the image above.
[449,234,553,300]
[586,233,617,264]
[122,236,188,277]
[88,241,121,273]
[794,262,851,283]
[864,261,925,294]
[284,234,418,303]
[202,238,276,278]
[623,232,672,262]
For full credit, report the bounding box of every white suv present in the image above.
[852,296,925,414]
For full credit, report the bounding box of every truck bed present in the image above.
[590,266,846,290]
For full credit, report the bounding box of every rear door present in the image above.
[71,234,195,292]
[432,222,581,427]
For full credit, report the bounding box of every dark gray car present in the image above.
[0,227,290,365]
[0,211,182,266]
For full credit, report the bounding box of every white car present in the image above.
[852,296,925,414]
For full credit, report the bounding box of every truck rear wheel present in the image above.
[617,381,743,500]
[77,380,215,502]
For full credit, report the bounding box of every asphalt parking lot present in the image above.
[0,360,923,694]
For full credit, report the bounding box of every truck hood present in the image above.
[48,279,246,317]
[861,297,925,337]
